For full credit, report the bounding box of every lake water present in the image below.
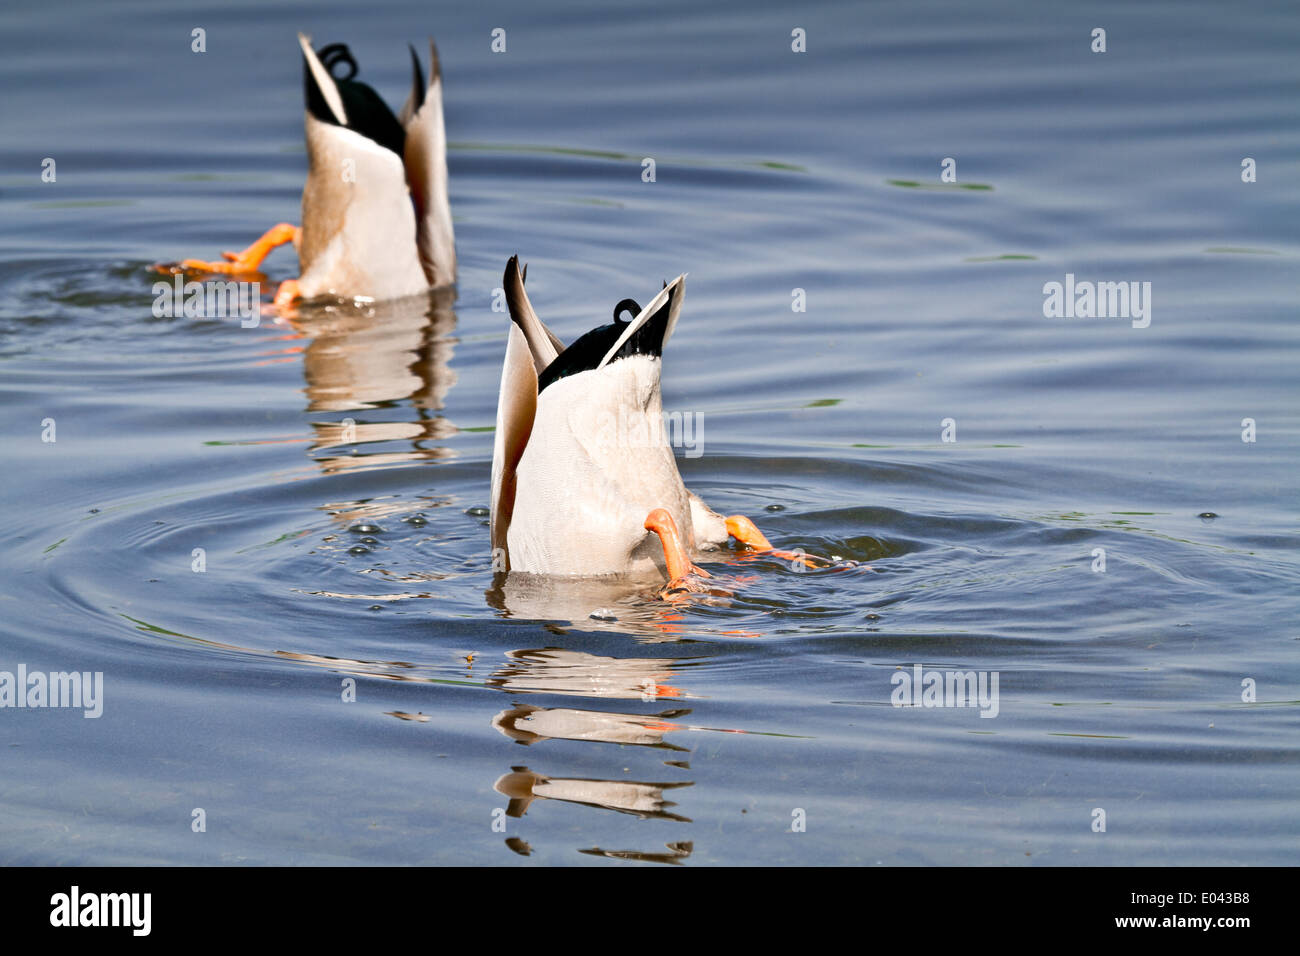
[1,0,1296,865]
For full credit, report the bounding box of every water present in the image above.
[1,0,1297,865]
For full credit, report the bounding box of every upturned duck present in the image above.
[489,256,783,594]
[157,33,454,306]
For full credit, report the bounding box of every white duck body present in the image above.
[491,258,729,579]
[512,354,694,576]
[298,115,428,300]
[296,34,455,301]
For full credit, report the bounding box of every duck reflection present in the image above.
[493,704,691,750]
[504,836,533,857]
[485,646,702,857]
[485,574,759,642]
[494,766,692,822]
[299,287,458,412]
[579,842,693,865]
[271,287,459,474]
[487,647,689,701]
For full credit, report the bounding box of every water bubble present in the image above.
[368,605,383,611]
[465,506,489,517]
[348,546,371,555]
[1198,512,1219,520]
[349,523,383,534]
[589,608,618,621]
[359,537,380,546]
[402,515,427,526]
[765,504,785,512]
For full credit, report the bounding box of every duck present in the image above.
[489,256,785,594]
[156,33,455,306]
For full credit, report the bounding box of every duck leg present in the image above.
[644,508,712,596]
[154,223,304,308]
[723,515,773,550]
[272,278,302,308]
[155,222,299,276]
[725,515,828,569]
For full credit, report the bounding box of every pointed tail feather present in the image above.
[504,255,563,371]
[402,38,456,286]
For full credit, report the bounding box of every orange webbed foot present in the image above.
[725,514,855,571]
[272,278,302,309]
[724,515,773,550]
[645,508,715,600]
[153,223,299,276]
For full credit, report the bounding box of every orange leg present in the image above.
[644,508,711,596]
[724,515,772,550]
[272,278,303,309]
[154,223,299,276]
[725,514,833,569]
